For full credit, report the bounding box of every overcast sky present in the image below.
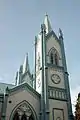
[0,0,80,113]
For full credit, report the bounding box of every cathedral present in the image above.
[0,14,74,120]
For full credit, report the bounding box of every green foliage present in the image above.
[75,93,80,120]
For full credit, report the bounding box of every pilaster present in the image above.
[44,30,49,120]
[40,24,46,120]
[35,36,37,90]
[59,31,74,120]
[1,87,9,120]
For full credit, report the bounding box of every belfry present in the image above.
[0,14,74,120]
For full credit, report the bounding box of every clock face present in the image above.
[51,74,61,84]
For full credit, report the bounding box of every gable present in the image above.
[8,82,40,99]
[46,31,62,66]
[6,83,40,120]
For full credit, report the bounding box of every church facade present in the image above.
[0,15,74,120]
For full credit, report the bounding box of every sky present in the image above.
[0,0,80,113]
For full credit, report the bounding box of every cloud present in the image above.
[71,86,80,114]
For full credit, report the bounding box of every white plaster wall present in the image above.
[36,34,42,94]
[46,35,62,66]
[48,67,65,89]
[36,71,42,94]
[49,99,68,120]
[36,34,42,71]
[6,90,40,120]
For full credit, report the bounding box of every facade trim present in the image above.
[8,82,40,99]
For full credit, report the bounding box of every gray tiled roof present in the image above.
[0,82,15,94]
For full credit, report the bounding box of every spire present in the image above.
[23,53,30,73]
[15,71,18,85]
[43,13,52,34]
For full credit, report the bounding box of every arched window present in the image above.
[12,101,36,120]
[29,114,34,120]
[50,52,54,64]
[49,47,59,66]
[21,114,27,120]
[13,112,20,120]
[54,53,58,65]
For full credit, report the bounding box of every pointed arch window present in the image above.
[13,112,20,120]
[50,52,54,64]
[49,47,59,66]
[12,101,35,120]
[54,53,58,65]
[29,114,34,120]
[21,114,27,120]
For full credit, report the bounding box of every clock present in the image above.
[51,74,61,84]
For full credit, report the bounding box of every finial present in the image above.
[15,71,18,85]
[45,12,48,16]
[23,52,30,73]
[19,65,23,73]
[26,52,28,57]
[35,36,37,44]
[59,28,63,39]
[15,71,18,80]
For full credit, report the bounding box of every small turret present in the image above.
[59,28,63,40]
[19,65,23,84]
[23,53,30,74]
[15,71,18,86]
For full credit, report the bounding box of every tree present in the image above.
[75,93,80,120]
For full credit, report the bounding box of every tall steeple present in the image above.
[43,13,52,34]
[23,53,30,73]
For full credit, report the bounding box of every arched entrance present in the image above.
[10,101,37,120]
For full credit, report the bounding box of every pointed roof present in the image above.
[43,13,52,34]
[23,53,30,73]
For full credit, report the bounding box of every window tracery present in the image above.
[13,102,34,120]
[21,114,27,120]
[13,112,20,120]
[49,47,59,66]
